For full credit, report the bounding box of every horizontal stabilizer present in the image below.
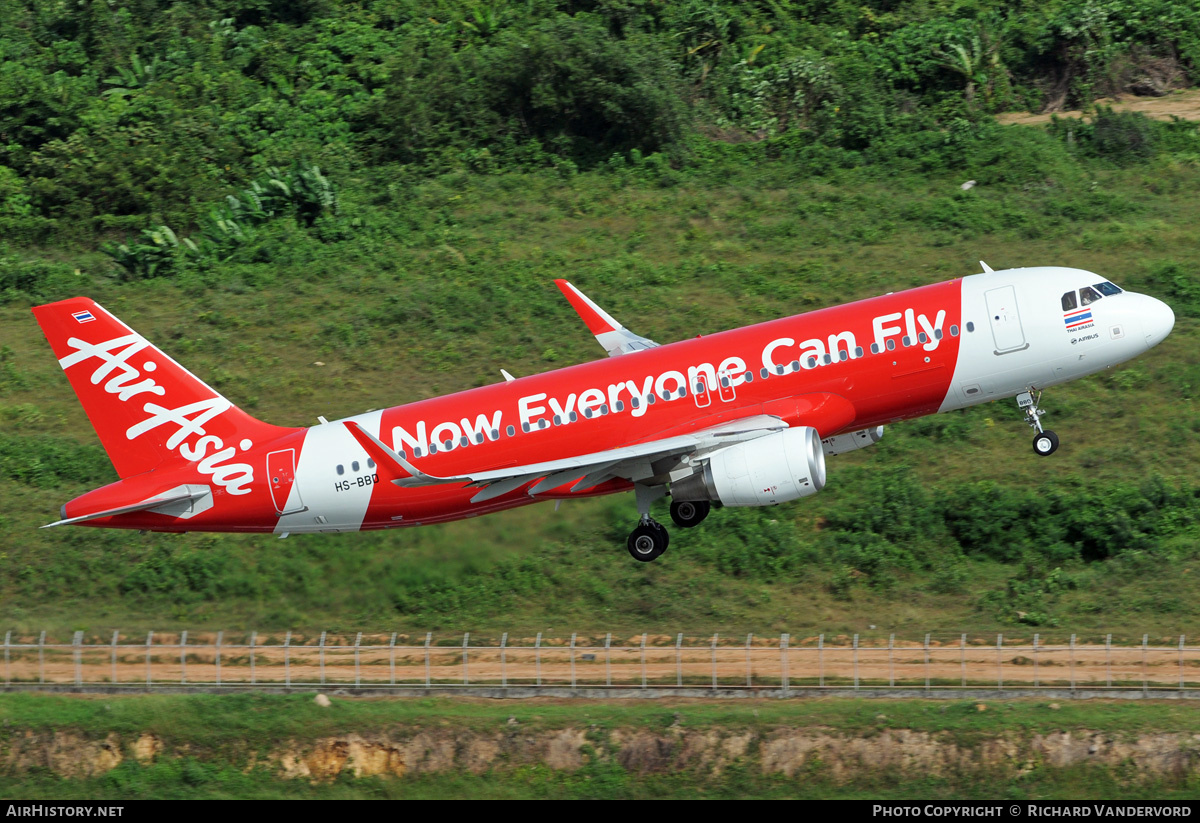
[42,486,210,528]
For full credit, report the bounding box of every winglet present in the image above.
[980,261,994,273]
[553,279,659,357]
[555,279,624,335]
[343,421,467,487]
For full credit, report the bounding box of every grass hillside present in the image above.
[4,694,1200,799]
[1,1,1200,638]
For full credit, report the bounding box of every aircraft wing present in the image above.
[344,415,788,503]
[554,279,660,357]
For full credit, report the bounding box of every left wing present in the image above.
[344,415,788,503]
[554,279,660,357]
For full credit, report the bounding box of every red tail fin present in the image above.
[32,297,294,480]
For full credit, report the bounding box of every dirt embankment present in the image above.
[997,89,1200,125]
[5,722,1200,784]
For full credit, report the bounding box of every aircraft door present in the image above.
[267,449,305,514]
[984,286,1028,354]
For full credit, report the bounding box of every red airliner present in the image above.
[32,266,1174,561]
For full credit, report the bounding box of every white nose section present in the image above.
[1143,296,1175,350]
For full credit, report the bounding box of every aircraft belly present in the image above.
[273,410,384,534]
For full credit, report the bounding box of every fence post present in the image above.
[888,634,894,688]
[424,632,432,688]
[500,633,508,689]
[570,633,577,689]
[1033,634,1039,688]
[1069,634,1076,691]
[641,634,647,689]
[462,633,470,686]
[3,631,9,686]
[388,633,396,686]
[144,631,152,688]
[179,630,187,685]
[711,634,719,690]
[781,634,790,694]
[817,634,822,688]
[73,633,83,691]
[284,631,292,688]
[354,632,362,688]
[997,634,1003,690]
[676,634,683,688]
[746,634,753,688]
[215,631,222,686]
[853,634,859,691]
[1105,634,1112,689]
[534,633,541,687]
[249,631,257,685]
[605,633,612,688]
[924,634,930,692]
[319,631,326,686]
[960,634,966,688]
[1142,634,1149,696]
[38,631,46,685]
[1180,635,1186,690]
[111,631,119,685]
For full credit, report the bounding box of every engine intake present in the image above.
[672,426,826,507]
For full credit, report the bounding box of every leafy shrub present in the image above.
[1143,260,1200,318]
[0,433,115,488]
[0,252,82,305]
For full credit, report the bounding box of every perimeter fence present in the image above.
[4,630,1200,692]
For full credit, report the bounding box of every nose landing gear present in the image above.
[1017,390,1059,456]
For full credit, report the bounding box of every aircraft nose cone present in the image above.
[1144,296,1175,350]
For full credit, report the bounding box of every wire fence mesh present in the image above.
[4,630,1200,690]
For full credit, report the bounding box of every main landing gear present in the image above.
[670,499,711,529]
[626,486,714,562]
[627,483,670,562]
[1017,390,1059,457]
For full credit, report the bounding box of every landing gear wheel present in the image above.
[670,500,711,528]
[627,522,668,562]
[1033,430,1059,456]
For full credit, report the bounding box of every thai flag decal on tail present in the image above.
[71,310,95,324]
[1064,308,1092,329]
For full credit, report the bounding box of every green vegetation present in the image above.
[3,694,1200,798]
[0,2,1199,640]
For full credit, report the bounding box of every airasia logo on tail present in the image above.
[59,334,255,495]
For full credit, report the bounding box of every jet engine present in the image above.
[671,426,826,507]
[821,425,885,456]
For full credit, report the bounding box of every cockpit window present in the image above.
[1061,291,1077,311]
[1079,286,1102,306]
[1093,281,1123,296]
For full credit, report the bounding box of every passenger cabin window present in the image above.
[336,464,344,475]
[1094,281,1123,296]
[1080,286,1102,306]
[352,461,360,472]
[1061,291,1077,311]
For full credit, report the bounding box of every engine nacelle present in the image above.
[821,425,885,456]
[671,427,826,507]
